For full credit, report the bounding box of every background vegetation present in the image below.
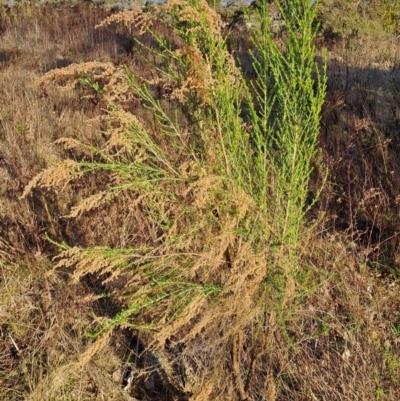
[1,0,400,400]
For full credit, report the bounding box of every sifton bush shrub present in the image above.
[23,0,326,399]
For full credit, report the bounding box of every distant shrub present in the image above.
[317,0,400,39]
[376,0,400,34]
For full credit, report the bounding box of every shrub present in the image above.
[317,0,400,39]
[23,0,326,398]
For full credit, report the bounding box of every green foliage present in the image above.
[317,0,400,38]
[248,0,326,251]
[378,0,400,34]
[78,76,105,96]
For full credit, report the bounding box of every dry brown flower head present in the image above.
[96,10,154,35]
[35,62,116,91]
[20,159,81,199]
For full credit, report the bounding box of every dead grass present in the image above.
[1,1,400,401]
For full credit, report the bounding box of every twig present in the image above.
[134,330,140,367]
[8,333,21,354]
[232,333,248,401]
